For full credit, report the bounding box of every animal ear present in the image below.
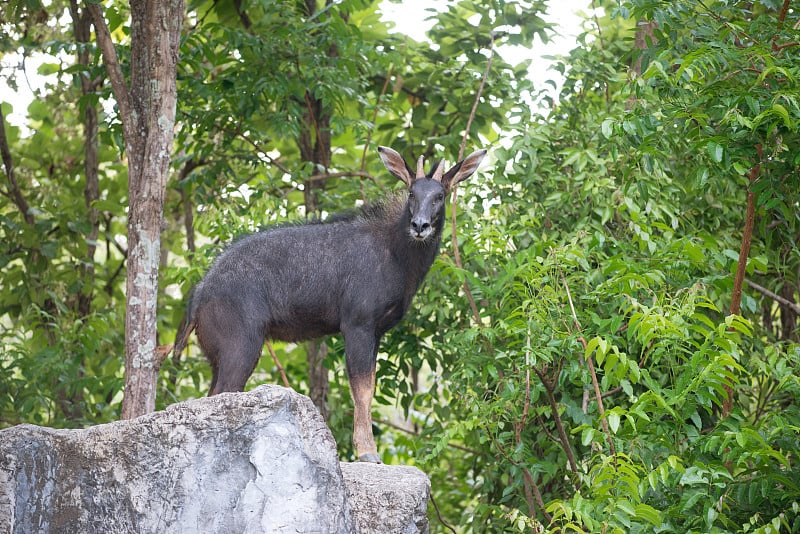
[378,146,415,187]
[440,149,488,191]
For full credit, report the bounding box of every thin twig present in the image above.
[493,437,552,523]
[179,110,294,176]
[773,0,792,52]
[559,264,616,456]
[514,327,533,441]
[429,493,458,534]
[696,0,758,46]
[457,35,494,160]
[306,170,374,183]
[265,341,290,388]
[601,386,623,399]
[361,65,394,172]
[450,33,496,329]
[590,0,606,52]
[773,41,799,51]
[534,414,559,443]
[776,0,791,25]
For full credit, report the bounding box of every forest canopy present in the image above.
[1,0,799,531]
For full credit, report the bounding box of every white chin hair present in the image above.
[410,231,430,241]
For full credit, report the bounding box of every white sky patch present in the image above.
[0,52,59,128]
[379,0,446,41]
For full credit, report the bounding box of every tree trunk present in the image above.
[296,0,339,420]
[300,122,331,418]
[299,90,332,420]
[307,339,330,421]
[70,0,101,319]
[90,0,185,419]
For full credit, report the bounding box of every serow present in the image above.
[173,146,487,462]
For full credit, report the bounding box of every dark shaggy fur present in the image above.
[173,146,486,461]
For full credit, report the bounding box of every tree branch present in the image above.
[180,111,294,176]
[730,148,761,316]
[533,364,579,472]
[306,170,374,183]
[776,0,791,28]
[70,0,102,318]
[0,106,34,225]
[232,0,253,29]
[725,143,761,417]
[87,4,134,146]
[746,278,800,314]
[773,40,799,52]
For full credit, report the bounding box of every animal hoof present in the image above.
[358,453,382,463]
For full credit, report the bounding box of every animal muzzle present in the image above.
[410,219,433,240]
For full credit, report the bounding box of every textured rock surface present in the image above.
[0,385,431,533]
[0,386,355,533]
[341,463,430,534]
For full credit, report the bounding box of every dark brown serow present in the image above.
[173,146,487,462]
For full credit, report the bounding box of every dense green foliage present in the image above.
[1,0,798,531]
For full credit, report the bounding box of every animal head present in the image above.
[378,146,487,241]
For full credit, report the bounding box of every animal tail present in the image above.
[172,290,197,366]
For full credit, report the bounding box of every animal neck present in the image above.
[393,201,444,283]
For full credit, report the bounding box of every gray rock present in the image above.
[341,463,430,534]
[0,385,431,533]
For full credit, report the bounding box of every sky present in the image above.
[0,0,590,129]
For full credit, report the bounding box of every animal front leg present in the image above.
[349,368,380,463]
[343,325,380,462]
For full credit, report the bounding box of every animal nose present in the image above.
[411,220,430,234]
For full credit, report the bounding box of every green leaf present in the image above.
[706,141,724,163]
[771,103,791,128]
[581,426,596,446]
[601,118,614,138]
[37,63,61,76]
[607,411,621,434]
[635,503,662,525]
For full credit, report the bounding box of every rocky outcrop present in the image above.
[341,463,430,534]
[0,385,430,533]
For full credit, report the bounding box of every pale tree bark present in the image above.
[89,0,185,419]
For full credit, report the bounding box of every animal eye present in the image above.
[408,191,415,198]
[437,193,444,201]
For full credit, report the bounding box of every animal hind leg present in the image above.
[197,329,221,396]
[196,300,265,395]
[207,358,219,396]
[209,330,264,395]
